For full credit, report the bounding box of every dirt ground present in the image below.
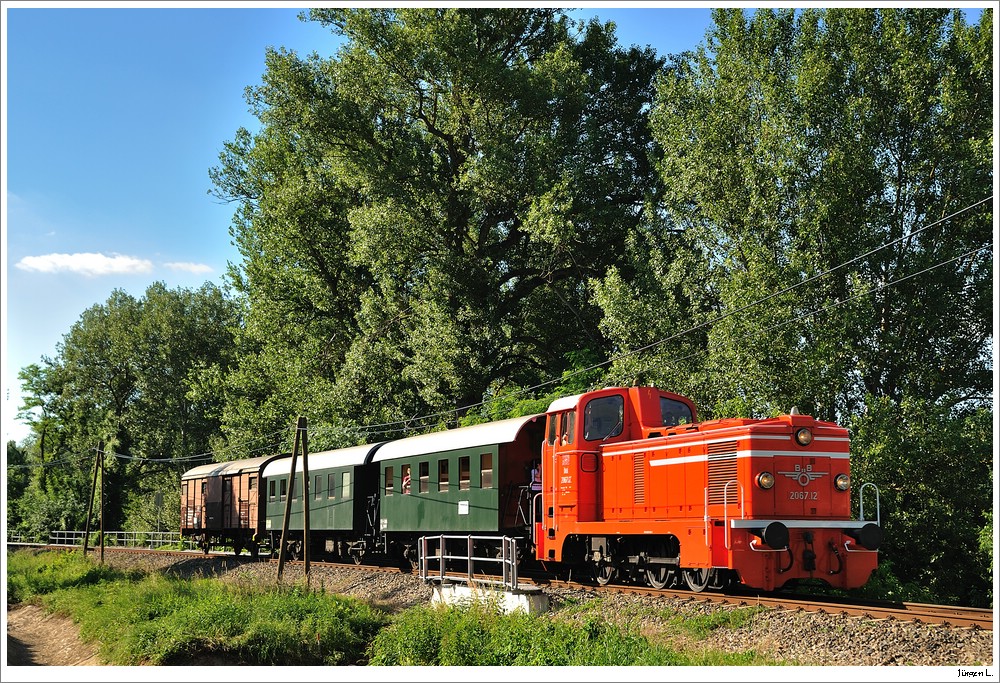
[6,604,100,666]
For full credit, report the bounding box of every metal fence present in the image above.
[7,530,198,551]
[418,534,522,591]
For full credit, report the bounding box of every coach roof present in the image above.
[371,414,543,462]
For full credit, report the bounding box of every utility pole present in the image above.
[83,442,101,557]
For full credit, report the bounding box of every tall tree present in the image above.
[15,282,240,532]
[211,8,667,441]
[597,7,992,604]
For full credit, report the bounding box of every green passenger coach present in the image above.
[262,443,382,561]
[373,415,546,544]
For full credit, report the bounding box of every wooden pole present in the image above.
[300,417,311,583]
[276,420,301,581]
[82,442,101,556]
[99,445,105,564]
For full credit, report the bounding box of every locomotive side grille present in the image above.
[707,440,739,506]
[633,453,646,504]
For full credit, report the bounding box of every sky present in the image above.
[1,2,990,446]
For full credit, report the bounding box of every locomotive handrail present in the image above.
[722,480,745,550]
[858,482,881,526]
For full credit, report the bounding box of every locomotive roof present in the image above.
[546,393,583,413]
[371,414,543,462]
[262,443,384,477]
[181,454,280,480]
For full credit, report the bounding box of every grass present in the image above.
[8,549,782,666]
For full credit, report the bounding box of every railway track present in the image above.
[11,543,992,630]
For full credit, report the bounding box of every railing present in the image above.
[418,535,522,592]
[10,530,199,550]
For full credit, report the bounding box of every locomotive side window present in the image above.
[342,472,351,498]
[481,453,493,489]
[547,414,557,446]
[438,459,449,493]
[660,397,693,426]
[327,473,336,499]
[385,466,394,496]
[584,395,624,441]
[559,412,575,445]
[459,456,470,490]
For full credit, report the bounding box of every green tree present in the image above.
[15,282,240,531]
[211,8,667,442]
[596,7,991,604]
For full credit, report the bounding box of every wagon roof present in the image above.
[262,443,384,477]
[181,454,281,480]
[371,414,543,463]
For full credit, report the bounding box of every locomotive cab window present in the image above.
[660,397,693,426]
[558,412,575,445]
[584,395,624,441]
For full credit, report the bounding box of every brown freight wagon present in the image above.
[180,454,283,556]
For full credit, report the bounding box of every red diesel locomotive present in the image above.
[533,386,881,591]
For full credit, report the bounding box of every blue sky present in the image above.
[2,3,722,443]
[1,2,987,445]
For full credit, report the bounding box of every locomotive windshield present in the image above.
[660,397,693,426]
[584,395,624,441]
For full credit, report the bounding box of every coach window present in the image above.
[268,480,276,502]
[480,453,493,489]
[279,478,287,502]
[584,395,624,441]
[459,456,470,490]
[419,462,429,493]
[182,482,188,499]
[249,477,256,492]
[438,459,449,493]
[401,464,411,494]
[315,475,322,500]
[327,473,336,499]
[201,481,207,495]
[342,472,351,498]
[385,466,394,496]
[660,397,693,426]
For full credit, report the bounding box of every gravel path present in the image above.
[9,550,995,667]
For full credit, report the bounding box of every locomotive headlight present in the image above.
[756,471,775,490]
[794,427,813,446]
[835,473,850,491]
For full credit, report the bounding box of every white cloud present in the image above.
[15,252,154,277]
[164,261,213,274]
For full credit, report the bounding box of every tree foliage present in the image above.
[13,282,240,532]
[210,8,667,444]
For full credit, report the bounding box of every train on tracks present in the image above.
[180,386,882,592]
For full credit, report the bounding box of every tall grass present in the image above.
[366,602,776,666]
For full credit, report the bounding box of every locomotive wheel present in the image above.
[593,559,616,586]
[644,541,676,589]
[683,568,712,592]
[646,563,675,590]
